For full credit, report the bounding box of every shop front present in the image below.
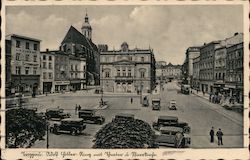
[54,81,70,93]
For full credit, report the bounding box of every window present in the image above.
[33,55,37,62]
[49,62,52,69]
[16,53,21,61]
[75,73,78,78]
[43,72,46,79]
[25,54,30,61]
[43,55,46,60]
[48,73,52,79]
[117,69,120,77]
[33,44,38,51]
[25,67,29,75]
[71,65,74,70]
[26,42,29,49]
[83,66,86,72]
[16,40,21,48]
[43,62,46,69]
[105,71,110,78]
[140,71,145,78]
[33,67,37,75]
[128,68,132,77]
[16,66,21,75]
[49,56,52,61]
[141,57,144,62]
[71,73,73,78]
[122,68,126,77]
[75,65,78,71]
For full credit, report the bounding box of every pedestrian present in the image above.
[78,105,81,111]
[75,104,78,115]
[209,127,214,143]
[216,128,224,145]
[203,91,205,96]
[131,97,133,104]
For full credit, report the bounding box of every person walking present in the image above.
[78,105,81,111]
[131,97,133,104]
[216,128,224,145]
[209,127,214,143]
[75,104,78,115]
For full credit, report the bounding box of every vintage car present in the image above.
[51,118,86,136]
[78,109,105,125]
[45,108,71,121]
[143,96,149,107]
[181,84,190,95]
[169,100,177,110]
[152,116,190,133]
[113,113,135,122]
[152,98,161,110]
[155,126,191,148]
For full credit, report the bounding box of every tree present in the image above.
[6,108,46,148]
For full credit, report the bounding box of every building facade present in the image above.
[225,42,244,103]
[100,42,156,93]
[69,55,86,91]
[192,56,200,90]
[54,51,70,92]
[40,50,55,94]
[60,13,99,86]
[182,46,200,84]
[5,34,41,97]
[199,41,222,93]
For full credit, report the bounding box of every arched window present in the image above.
[139,68,146,78]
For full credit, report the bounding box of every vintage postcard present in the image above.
[1,0,249,159]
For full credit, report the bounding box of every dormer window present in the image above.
[121,42,129,52]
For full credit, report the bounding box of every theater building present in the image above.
[100,42,156,93]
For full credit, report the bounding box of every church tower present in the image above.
[81,11,92,40]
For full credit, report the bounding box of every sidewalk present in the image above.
[191,91,210,101]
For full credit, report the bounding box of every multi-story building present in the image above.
[60,12,100,86]
[213,46,227,93]
[164,63,182,80]
[199,41,222,93]
[54,51,70,92]
[100,42,156,93]
[182,46,200,84]
[40,50,55,94]
[156,61,167,83]
[192,56,200,90]
[225,42,244,103]
[5,34,41,96]
[69,55,86,90]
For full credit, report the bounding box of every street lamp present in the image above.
[140,81,143,104]
[100,66,104,107]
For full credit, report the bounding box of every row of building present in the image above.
[5,12,157,96]
[182,32,244,103]
[5,13,99,96]
[155,61,182,83]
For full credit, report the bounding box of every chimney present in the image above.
[46,48,49,52]
[234,32,239,36]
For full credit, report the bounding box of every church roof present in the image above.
[61,26,98,52]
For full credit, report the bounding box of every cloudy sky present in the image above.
[6,5,243,64]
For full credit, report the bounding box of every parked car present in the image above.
[152,98,161,110]
[78,109,105,124]
[169,100,177,110]
[113,113,135,122]
[143,96,149,107]
[152,116,190,133]
[51,118,86,136]
[155,126,191,148]
[45,108,71,121]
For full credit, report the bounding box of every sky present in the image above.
[5,5,243,64]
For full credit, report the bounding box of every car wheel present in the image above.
[71,128,77,136]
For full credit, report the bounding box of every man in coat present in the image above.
[209,127,214,143]
[216,128,224,145]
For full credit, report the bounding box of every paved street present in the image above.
[30,81,243,148]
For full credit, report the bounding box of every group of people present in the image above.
[209,127,224,146]
[209,93,222,104]
[75,104,82,114]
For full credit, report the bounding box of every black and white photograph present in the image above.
[1,1,249,159]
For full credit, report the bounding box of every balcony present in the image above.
[115,76,134,82]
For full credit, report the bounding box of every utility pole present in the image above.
[46,121,49,148]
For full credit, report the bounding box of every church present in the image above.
[60,12,100,85]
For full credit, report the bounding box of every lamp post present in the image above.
[140,81,143,104]
[100,66,104,106]
[46,120,49,148]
